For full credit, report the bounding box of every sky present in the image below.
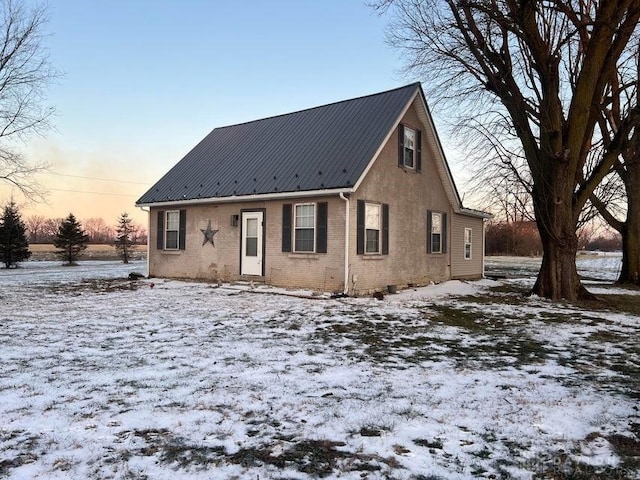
[0,0,470,228]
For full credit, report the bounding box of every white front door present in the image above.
[241,211,263,276]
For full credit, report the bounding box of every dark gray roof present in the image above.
[137,83,421,205]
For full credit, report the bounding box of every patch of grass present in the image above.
[231,439,394,476]
[413,438,443,449]
[0,431,41,476]
[580,293,640,316]
[47,278,142,295]
[430,305,488,332]
[126,429,399,476]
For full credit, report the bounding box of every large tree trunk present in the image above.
[532,225,589,301]
[618,162,640,285]
[530,166,591,301]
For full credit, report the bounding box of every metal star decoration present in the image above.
[200,220,218,246]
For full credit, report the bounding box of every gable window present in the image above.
[464,228,472,259]
[294,203,315,252]
[165,211,180,250]
[365,203,382,254]
[397,124,422,172]
[404,127,415,168]
[156,209,186,251]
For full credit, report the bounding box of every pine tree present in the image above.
[54,213,89,265]
[0,201,31,268]
[114,212,134,264]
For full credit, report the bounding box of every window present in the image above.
[404,127,415,168]
[165,210,180,250]
[431,212,442,254]
[245,218,258,256]
[357,200,388,255]
[398,124,421,171]
[156,209,186,251]
[464,228,472,259]
[294,203,315,252]
[365,203,381,254]
[283,203,327,254]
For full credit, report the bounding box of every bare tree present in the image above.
[24,213,45,243]
[375,0,640,300]
[587,56,640,285]
[0,0,57,201]
[83,217,115,244]
[40,217,61,242]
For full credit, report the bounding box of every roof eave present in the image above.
[455,207,493,219]
[136,187,355,209]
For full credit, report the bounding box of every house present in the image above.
[136,83,491,295]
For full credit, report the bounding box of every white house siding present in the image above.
[450,213,485,279]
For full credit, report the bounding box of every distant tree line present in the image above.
[24,215,147,245]
[1,201,148,268]
[486,221,622,256]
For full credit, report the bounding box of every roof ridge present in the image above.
[215,82,422,130]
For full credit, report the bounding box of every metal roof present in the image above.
[136,83,421,205]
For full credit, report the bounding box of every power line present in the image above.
[46,172,152,185]
[48,187,140,198]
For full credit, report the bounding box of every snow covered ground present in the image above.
[0,258,638,479]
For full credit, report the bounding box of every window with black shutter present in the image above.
[157,209,186,250]
[316,202,328,253]
[398,123,422,172]
[427,210,446,254]
[282,204,292,252]
[357,200,365,255]
[156,210,164,250]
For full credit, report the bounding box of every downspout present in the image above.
[137,205,150,277]
[482,218,486,278]
[339,192,350,295]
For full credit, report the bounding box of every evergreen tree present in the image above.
[54,213,88,265]
[0,201,31,268]
[114,212,134,264]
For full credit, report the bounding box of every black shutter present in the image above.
[178,209,187,250]
[397,124,405,168]
[442,212,448,253]
[426,210,432,253]
[382,203,389,255]
[356,200,365,255]
[157,210,164,250]
[282,204,292,252]
[416,129,422,173]
[316,202,328,253]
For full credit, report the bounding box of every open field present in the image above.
[0,256,638,479]
[28,244,147,262]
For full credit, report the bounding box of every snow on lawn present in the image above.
[1,260,638,479]
[486,252,624,283]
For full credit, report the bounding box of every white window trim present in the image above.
[464,228,472,259]
[431,212,442,254]
[365,202,382,255]
[404,126,415,169]
[165,210,180,251]
[293,202,315,253]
